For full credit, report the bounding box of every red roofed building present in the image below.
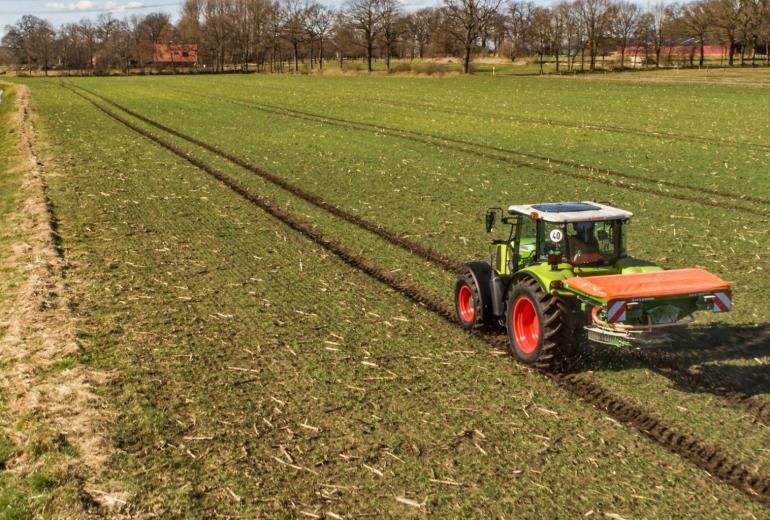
[621,39,729,61]
[153,44,198,65]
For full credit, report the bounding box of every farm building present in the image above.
[153,44,198,65]
[621,39,730,61]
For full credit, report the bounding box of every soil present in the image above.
[0,83,126,513]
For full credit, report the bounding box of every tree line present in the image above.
[2,0,769,75]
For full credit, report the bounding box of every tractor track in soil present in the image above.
[169,87,770,217]
[70,85,462,274]
[72,83,770,427]
[65,84,770,507]
[335,94,770,156]
[588,342,770,426]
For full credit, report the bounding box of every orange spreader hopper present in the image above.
[564,268,731,302]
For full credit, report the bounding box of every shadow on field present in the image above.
[571,324,770,397]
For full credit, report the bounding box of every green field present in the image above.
[2,72,770,517]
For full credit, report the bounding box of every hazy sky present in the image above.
[0,1,185,38]
[0,0,450,40]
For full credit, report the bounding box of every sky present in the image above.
[0,1,185,39]
[0,0,460,40]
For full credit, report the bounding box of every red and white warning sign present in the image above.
[712,291,732,313]
[607,300,627,323]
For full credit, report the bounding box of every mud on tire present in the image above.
[506,277,578,368]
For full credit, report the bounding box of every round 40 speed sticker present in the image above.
[549,229,564,243]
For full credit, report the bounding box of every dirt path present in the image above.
[0,83,124,514]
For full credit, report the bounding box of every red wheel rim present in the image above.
[457,284,475,323]
[513,297,540,354]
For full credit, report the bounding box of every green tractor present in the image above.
[455,202,732,366]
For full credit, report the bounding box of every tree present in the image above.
[307,4,334,69]
[708,0,740,65]
[575,0,612,71]
[681,0,712,67]
[407,8,436,59]
[178,0,204,44]
[203,0,231,72]
[556,2,577,70]
[530,7,552,74]
[378,0,402,72]
[613,1,640,69]
[2,15,56,74]
[550,4,567,71]
[346,0,381,72]
[443,0,502,73]
[331,11,356,68]
[281,0,309,72]
[507,2,535,61]
[646,2,671,67]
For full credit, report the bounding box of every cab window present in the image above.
[565,221,623,266]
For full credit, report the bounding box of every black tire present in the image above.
[505,277,577,368]
[454,271,485,330]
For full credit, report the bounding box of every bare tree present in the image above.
[307,4,334,69]
[408,8,436,59]
[378,0,402,72]
[645,2,662,66]
[346,0,381,71]
[555,2,577,70]
[550,3,567,71]
[575,0,612,71]
[443,0,502,73]
[331,11,355,68]
[203,0,231,71]
[708,0,740,65]
[281,0,309,72]
[530,7,552,74]
[178,0,204,44]
[2,15,56,74]
[613,1,639,69]
[681,0,712,66]
[507,2,535,61]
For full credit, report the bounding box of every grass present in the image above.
[58,73,770,322]
[0,83,91,520]
[5,71,770,516]
[0,86,21,312]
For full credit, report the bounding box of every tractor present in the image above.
[454,202,732,366]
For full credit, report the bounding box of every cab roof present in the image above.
[507,202,633,223]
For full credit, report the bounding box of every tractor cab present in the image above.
[485,202,633,275]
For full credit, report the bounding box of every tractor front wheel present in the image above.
[454,272,485,330]
[506,278,575,368]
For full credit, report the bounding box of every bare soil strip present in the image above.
[66,85,770,507]
[174,87,770,215]
[0,84,122,513]
[72,83,770,427]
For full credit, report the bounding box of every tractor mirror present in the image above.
[548,253,562,270]
[485,210,496,233]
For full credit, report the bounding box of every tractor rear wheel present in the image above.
[505,277,576,368]
[454,271,486,330]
